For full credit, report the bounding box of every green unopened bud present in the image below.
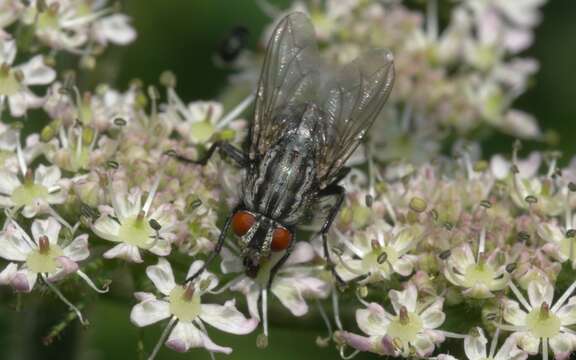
[473,160,488,172]
[40,124,57,142]
[409,197,427,213]
[160,71,177,88]
[480,200,492,209]
[80,55,96,70]
[82,127,95,144]
[356,286,368,298]
[147,85,160,100]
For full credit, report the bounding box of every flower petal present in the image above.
[63,234,90,262]
[130,297,170,327]
[166,321,232,354]
[92,216,121,242]
[464,327,488,360]
[356,303,391,336]
[271,278,308,316]
[31,216,61,245]
[200,300,258,335]
[19,55,55,85]
[146,258,175,296]
[103,243,143,263]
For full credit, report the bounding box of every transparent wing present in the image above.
[317,49,395,186]
[250,12,321,159]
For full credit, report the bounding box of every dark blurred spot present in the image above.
[217,25,250,63]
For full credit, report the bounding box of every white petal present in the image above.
[494,334,528,360]
[146,258,175,296]
[92,216,121,242]
[420,298,445,329]
[11,269,37,292]
[19,55,55,85]
[356,303,390,336]
[0,228,30,261]
[271,278,308,316]
[103,243,143,263]
[0,263,18,285]
[166,321,232,354]
[8,90,42,117]
[220,247,243,274]
[35,164,61,188]
[464,327,488,360]
[503,299,528,326]
[0,169,20,195]
[549,332,576,359]
[63,234,90,261]
[527,280,554,308]
[200,300,258,335]
[97,15,137,45]
[149,239,171,257]
[31,216,61,245]
[413,333,436,357]
[390,284,418,313]
[130,298,170,327]
[285,241,315,265]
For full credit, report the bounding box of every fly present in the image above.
[171,12,395,288]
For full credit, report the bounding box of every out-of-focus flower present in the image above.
[0,163,67,218]
[0,39,55,117]
[130,258,257,355]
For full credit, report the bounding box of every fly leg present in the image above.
[317,184,347,286]
[318,171,371,286]
[185,206,237,283]
[266,238,296,290]
[166,141,248,167]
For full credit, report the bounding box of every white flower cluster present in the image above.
[2,1,575,360]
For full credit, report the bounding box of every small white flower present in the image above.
[0,164,67,218]
[0,39,55,117]
[444,242,509,299]
[0,217,90,292]
[130,258,257,356]
[353,284,446,357]
[93,180,175,262]
[335,223,418,284]
[501,279,576,360]
[164,89,251,145]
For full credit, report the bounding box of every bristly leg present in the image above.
[318,184,347,286]
[166,140,248,167]
[184,206,238,283]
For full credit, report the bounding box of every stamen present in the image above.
[542,337,549,360]
[16,137,27,176]
[182,283,195,301]
[399,306,409,324]
[332,289,344,330]
[147,316,177,360]
[489,326,501,358]
[315,299,333,338]
[262,288,269,338]
[538,303,550,320]
[208,274,242,295]
[551,279,576,312]
[340,346,360,360]
[76,270,109,294]
[42,275,88,325]
[38,235,50,253]
[509,281,532,311]
[477,227,486,263]
[142,175,162,216]
[216,92,255,129]
[426,0,438,40]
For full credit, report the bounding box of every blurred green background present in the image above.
[2,0,576,359]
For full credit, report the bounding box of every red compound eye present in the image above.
[231,211,256,237]
[271,227,292,251]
